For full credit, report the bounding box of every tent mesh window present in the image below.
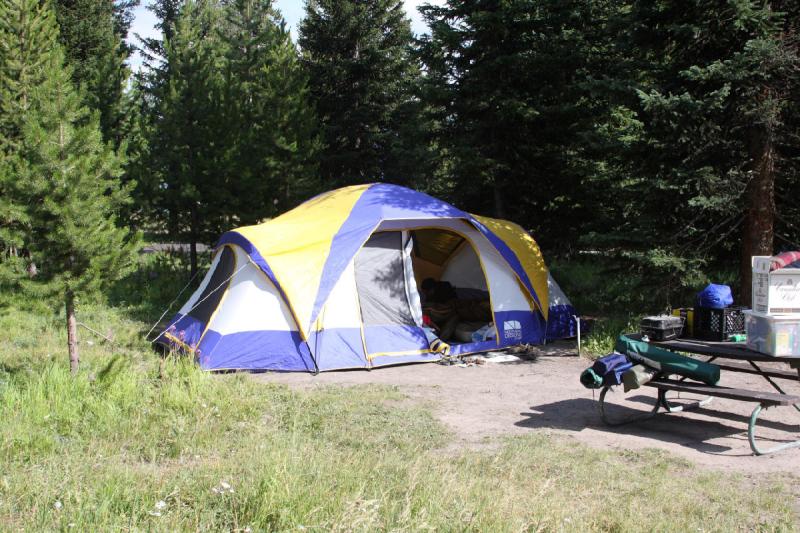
[354,232,417,327]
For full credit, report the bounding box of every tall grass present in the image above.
[0,261,797,530]
[1,355,795,531]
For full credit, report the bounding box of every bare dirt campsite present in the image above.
[256,342,800,476]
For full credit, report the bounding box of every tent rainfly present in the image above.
[157,183,568,372]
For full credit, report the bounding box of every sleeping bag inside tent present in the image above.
[156,183,551,371]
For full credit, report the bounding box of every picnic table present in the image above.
[599,334,800,455]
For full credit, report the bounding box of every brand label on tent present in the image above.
[503,320,522,341]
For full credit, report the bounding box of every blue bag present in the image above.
[592,352,633,385]
[696,283,733,309]
[592,352,629,376]
[605,361,634,386]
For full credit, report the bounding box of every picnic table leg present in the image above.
[659,389,713,413]
[598,386,661,426]
[748,403,800,456]
[747,360,800,413]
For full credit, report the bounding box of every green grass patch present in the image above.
[0,287,797,530]
[581,315,640,358]
[2,357,796,531]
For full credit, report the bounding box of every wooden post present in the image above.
[66,289,79,374]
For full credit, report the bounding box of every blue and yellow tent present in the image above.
[157,184,552,371]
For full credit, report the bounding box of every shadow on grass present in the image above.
[0,361,30,378]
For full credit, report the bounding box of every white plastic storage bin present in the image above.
[744,310,800,357]
[752,256,800,314]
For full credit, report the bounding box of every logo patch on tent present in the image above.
[503,320,522,340]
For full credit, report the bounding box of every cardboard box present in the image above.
[752,256,800,314]
[744,310,800,357]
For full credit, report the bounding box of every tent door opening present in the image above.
[353,229,496,360]
[410,228,495,350]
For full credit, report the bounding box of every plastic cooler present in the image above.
[744,310,800,357]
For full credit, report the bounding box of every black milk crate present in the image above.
[640,315,684,341]
[694,306,746,341]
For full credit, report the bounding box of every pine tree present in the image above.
[0,0,61,278]
[298,0,421,186]
[618,0,800,302]
[221,0,319,216]
[419,0,622,245]
[142,0,320,277]
[154,0,228,277]
[52,0,136,145]
[1,0,139,372]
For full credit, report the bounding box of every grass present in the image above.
[0,259,798,530]
[580,316,640,358]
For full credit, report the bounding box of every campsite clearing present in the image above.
[1,299,798,530]
[254,341,800,475]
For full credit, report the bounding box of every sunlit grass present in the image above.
[0,277,796,530]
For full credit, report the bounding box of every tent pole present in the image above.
[575,315,581,356]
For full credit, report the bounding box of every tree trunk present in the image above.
[189,205,198,280]
[493,180,506,219]
[190,239,198,280]
[740,125,776,306]
[66,289,79,375]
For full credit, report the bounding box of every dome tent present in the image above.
[156,184,550,371]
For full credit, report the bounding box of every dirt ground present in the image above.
[251,341,800,475]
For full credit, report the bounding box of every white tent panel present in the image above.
[318,259,362,329]
[442,242,488,291]
[402,230,424,327]
[547,273,572,307]
[207,246,298,335]
[472,234,532,312]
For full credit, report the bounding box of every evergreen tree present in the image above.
[615,0,800,302]
[221,0,319,216]
[127,0,183,230]
[153,0,228,277]
[299,0,421,186]
[0,0,139,372]
[141,0,320,277]
[116,81,156,227]
[136,0,182,85]
[52,0,137,145]
[419,0,622,248]
[0,0,61,277]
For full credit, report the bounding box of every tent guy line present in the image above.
[150,258,252,345]
[144,268,203,341]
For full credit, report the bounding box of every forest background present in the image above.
[2,0,799,327]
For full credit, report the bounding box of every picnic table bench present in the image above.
[599,334,800,455]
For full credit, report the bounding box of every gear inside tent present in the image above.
[156,183,556,372]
